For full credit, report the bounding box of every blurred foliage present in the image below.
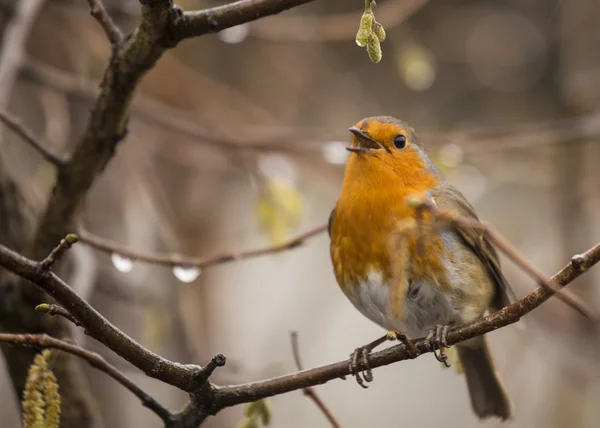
[255,180,303,245]
[237,399,273,428]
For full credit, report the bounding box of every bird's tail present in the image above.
[457,337,513,421]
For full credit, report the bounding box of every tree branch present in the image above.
[171,0,318,42]
[0,333,173,423]
[86,0,123,44]
[77,224,327,269]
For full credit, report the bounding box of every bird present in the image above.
[328,116,515,420]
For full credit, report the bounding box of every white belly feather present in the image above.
[344,270,461,339]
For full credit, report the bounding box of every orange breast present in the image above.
[330,153,447,293]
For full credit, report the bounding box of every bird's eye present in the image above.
[393,134,407,149]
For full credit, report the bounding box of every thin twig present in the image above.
[291,332,342,428]
[35,303,82,327]
[39,233,79,270]
[409,198,600,322]
[195,354,227,383]
[78,224,327,268]
[0,333,173,423]
[0,110,68,166]
[86,0,124,44]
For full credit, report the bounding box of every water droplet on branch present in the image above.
[111,253,134,273]
[172,265,201,283]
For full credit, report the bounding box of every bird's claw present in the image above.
[349,346,373,388]
[424,324,451,367]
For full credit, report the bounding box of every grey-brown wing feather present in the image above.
[431,186,516,311]
[328,208,335,237]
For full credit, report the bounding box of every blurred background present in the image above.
[1,0,600,427]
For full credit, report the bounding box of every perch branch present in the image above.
[0,333,173,423]
[291,331,341,428]
[77,224,327,268]
[207,242,600,408]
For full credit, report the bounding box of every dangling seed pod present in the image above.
[374,22,386,41]
[355,12,374,47]
[367,33,382,63]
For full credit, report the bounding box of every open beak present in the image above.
[347,127,384,153]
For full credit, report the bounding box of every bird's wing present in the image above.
[328,208,335,237]
[430,185,517,311]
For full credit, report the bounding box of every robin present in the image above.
[328,116,515,420]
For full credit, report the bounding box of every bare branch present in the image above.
[86,0,124,44]
[78,224,327,268]
[0,111,68,167]
[172,0,318,41]
[0,333,173,423]
[291,332,342,428]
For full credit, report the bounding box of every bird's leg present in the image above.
[386,330,419,358]
[424,324,451,367]
[349,330,417,388]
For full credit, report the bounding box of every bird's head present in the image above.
[344,116,440,189]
